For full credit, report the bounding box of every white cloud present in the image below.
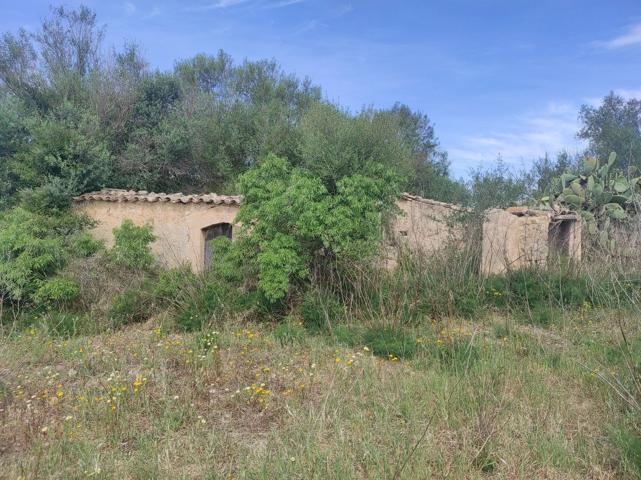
[448,102,585,176]
[614,87,641,100]
[124,2,136,15]
[598,22,641,49]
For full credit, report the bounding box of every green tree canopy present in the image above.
[579,92,641,172]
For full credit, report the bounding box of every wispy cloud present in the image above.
[294,19,324,35]
[187,0,303,11]
[189,0,251,11]
[334,3,353,17]
[615,87,641,100]
[597,22,641,49]
[266,0,305,8]
[144,6,161,18]
[448,102,584,175]
[124,2,136,16]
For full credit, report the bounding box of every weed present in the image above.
[363,326,418,359]
[273,318,306,345]
[109,288,153,326]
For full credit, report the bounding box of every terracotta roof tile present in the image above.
[73,189,242,206]
[400,193,472,212]
[76,189,469,212]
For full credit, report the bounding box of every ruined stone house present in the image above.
[73,189,582,274]
[480,207,581,275]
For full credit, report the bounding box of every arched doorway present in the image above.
[202,223,232,268]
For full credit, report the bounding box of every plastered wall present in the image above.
[75,201,239,271]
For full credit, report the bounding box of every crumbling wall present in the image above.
[381,194,467,267]
[548,215,582,262]
[480,209,550,275]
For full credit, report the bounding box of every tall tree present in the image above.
[578,92,641,171]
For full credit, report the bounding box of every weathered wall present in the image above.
[393,195,466,251]
[480,209,551,276]
[381,194,466,266]
[76,190,584,277]
[75,200,239,271]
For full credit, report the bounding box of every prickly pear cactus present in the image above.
[541,152,641,251]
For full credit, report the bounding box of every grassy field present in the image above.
[1,309,640,479]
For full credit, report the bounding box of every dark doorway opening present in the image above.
[548,219,573,257]
[202,223,232,268]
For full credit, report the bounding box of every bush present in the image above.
[236,153,402,302]
[71,232,103,257]
[108,220,156,270]
[0,207,88,304]
[173,280,230,331]
[152,267,196,308]
[33,276,80,307]
[109,287,153,326]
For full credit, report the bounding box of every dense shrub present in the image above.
[0,207,89,305]
[236,153,402,302]
[71,232,104,257]
[108,220,156,270]
[109,287,153,326]
[173,280,230,331]
[152,266,197,308]
[33,276,80,307]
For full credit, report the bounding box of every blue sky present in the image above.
[3,0,641,177]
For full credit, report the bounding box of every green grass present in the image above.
[0,310,639,479]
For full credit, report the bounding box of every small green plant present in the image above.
[363,326,418,360]
[108,220,156,270]
[109,288,152,326]
[196,330,221,351]
[612,427,641,475]
[273,317,306,345]
[71,232,103,257]
[174,280,229,331]
[528,305,559,326]
[433,340,480,372]
[331,324,364,347]
[37,311,88,337]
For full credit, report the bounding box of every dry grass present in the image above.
[0,310,639,479]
